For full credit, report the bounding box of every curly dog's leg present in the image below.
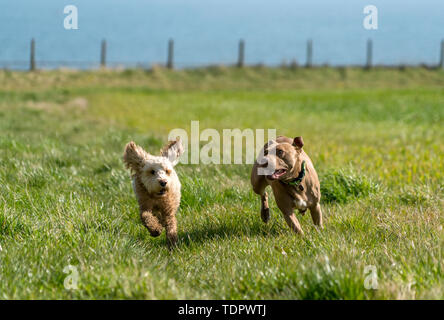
[164,214,178,249]
[140,211,163,237]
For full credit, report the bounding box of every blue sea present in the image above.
[1,0,443,69]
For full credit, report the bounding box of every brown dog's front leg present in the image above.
[261,192,270,223]
[309,203,323,228]
[274,190,304,235]
[140,211,163,237]
[282,212,304,235]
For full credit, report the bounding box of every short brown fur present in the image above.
[251,136,323,234]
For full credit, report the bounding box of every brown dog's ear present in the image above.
[161,137,184,166]
[292,136,304,149]
[123,141,148,172]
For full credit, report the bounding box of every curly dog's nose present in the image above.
[159,180,167,187]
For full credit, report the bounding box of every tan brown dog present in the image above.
[251,136,322,234]
[123,138,184,247]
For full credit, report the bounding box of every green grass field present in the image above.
[0,67,443,299]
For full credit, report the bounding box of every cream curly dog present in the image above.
[123,138,184,247]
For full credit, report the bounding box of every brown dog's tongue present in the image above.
[272,169,285,179]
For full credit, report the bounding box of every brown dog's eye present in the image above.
[150,170,155,174]
[277,149,284,157]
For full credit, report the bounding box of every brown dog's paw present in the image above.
[261,208,270,223]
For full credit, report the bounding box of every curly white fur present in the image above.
[123,138,184,248]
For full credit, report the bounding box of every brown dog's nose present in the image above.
[159,180,167,187]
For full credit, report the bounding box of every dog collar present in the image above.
[283,161,306,186]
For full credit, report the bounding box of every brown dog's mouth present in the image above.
[157,189,167,196]
[267,169,287,180]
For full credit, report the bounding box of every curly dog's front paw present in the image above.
[149,228,162,237]
[140,211,164,237]
[167,233,178,249]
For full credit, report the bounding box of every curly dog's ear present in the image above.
[161,137,184,166]
[123,141,149,172]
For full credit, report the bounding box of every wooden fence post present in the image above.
[30,38,36,71]
[366,39,373,69]
[306,39,313,68]
[237,39,245,68]
[440,40,444,69]
[167,39,174,69]
[100,39,107,68]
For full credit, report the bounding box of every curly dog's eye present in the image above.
[277,149,284,157]
[150,170,155,174]
[166,170,171,175]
